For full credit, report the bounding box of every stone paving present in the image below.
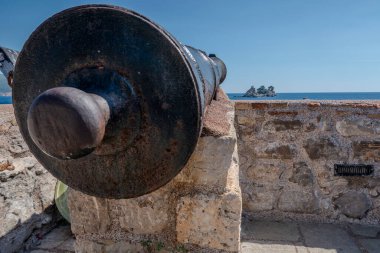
[28,225,75,253]
[241,219,380,253]
[29,219,380,252]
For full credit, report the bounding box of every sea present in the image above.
[228,92,380,100]
[0,92,380,104]
[0,96,12,104]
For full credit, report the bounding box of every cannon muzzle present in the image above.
[12,5,227,198]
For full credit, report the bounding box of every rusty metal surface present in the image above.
[0,47,19,87]
[13,5,227,198]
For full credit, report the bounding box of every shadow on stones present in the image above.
[0,205,66,253]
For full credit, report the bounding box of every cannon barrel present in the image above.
[12,5,227,198]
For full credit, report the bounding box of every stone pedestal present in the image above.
[68,90,242,253]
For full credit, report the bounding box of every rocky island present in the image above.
[243,85,276,97]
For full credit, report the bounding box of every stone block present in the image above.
[359,239,380,253]
[202,91,233,137]
[242,185,277,212]
[267,111,298,116]
[336,118,380,136]
[69,182,172,236]
[244,161,284,184]
[176,191,242,252]
[289,162,314,187]
[68,190,112,235]
[250,103,269,110]
[307,102,321,108]
[234,102,252,110]
[353,141,380,162]
[300,223,361,253]
[237,115,253,126]
[174,134,238,192]
[255,143,295,159]
[75,240,145,253]
[334,191,371,219]
[37,226,73,250]
[241,220,300,242]
[116,187,172,234]
[303,137,341,160]
[268,102,289,109]
[242,241,308,253]
[349,224,380,238]
[264,120,302,131]
[278,190,319,213]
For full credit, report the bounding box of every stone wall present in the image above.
[0,105,58,253]
[235,101,380,225]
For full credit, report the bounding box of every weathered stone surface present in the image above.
[68,190,112,235]
[307,102,321,108]
[305,123,317,132]
[202,89,233,137]
[300,223,361,253]
[241,241,307,253]
[245,161,283,183]
[267,111,298,116]
[250,103,269,110]
[175,134,238,192]
[353,141,380,162]
[75,240,145,253]
[359,239,380,253]
[237,115,253,126]
[240,220,380,253]
[336,118,380,136]
[37,225,73,250]
[303,137,340,160]
[176,192,241,252]
[241,220,300,242]
[0,105,57,253]
[349,224,380,238]
[289,162,314,187]
[242,185,277,212]
[317,176,348,197]
[255,143,295,159]
[269,102,289,109]
[334,191,371,218]
[368,114,380,119]
[117,191,171,234]
[236,101,380,224]
[278,190,319,213]
[265,120,302,131]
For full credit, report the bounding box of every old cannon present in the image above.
[9,5,227,199]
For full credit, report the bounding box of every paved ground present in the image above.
[29,220,380,253]
[28,225,75,253]
[241,219,380,253]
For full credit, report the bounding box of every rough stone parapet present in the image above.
[68,89,242,253]
[235,100,380,225]
[0,105,57,253]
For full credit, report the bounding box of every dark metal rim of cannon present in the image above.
[12,5,226,198]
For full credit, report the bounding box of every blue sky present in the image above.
[1,0,380,92]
